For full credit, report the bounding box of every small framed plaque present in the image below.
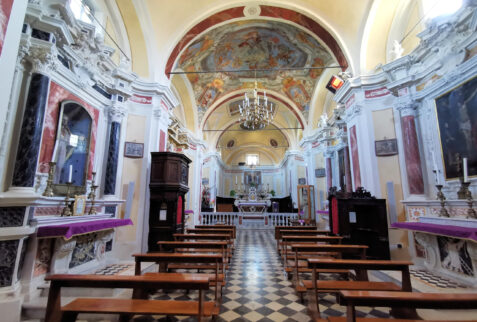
[124,142,144,158]
[375,139,398,156]
[73,195,87,216]
[315,168,326,177]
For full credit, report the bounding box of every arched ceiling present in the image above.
[176,19,337,126]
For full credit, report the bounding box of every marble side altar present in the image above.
[234,187,271,213]
[399,200,477,286]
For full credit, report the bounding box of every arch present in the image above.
[165,5,349,77]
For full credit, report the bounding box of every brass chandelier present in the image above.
[239,80,274,130]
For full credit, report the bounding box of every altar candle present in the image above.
[463,157,468,182]
[68,165,73,183]
[235,176,238,185]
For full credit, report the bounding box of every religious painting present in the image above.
[73,195,86,216]
[52,101,92,190]
[124,142,144,158]
[282,77,310,111]
[228,100,242,116]
[437,237,473,276]
[375,139,398,156]
[435,76,477,180]
[198,78,224,108]
[0,0,14,57]
[244,171,261,185]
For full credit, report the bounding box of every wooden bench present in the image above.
[44,273,219,322]
[195,224,236,238]
[306,258,413,316]
[186,228,235,239]
[290,244,368,287]
[277,229,332,252]
[330,290,477,322]
[133,252,224,302]
[157,240,230,266]
[174,232,235,255]
[281,235,343,260]
[275,225,318,239]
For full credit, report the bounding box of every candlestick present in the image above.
[457,181,470,200]
[42,162,56,197]
[61,181,73,217]
[235,176,238,185]
[68,165,73,183]
[466,188,477,219]
[463,158,468,182]
[435,185,449,217]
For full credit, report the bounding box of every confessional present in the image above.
[328,187,390,259]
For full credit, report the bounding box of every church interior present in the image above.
[0,0,477,321]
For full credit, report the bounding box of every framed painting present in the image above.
[375,139,398,156]
[73,195,87,216]
[435,76,477,180]
[52,101,92,195]
[124,142,144,158]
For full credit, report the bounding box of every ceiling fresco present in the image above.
[176,20,336,123]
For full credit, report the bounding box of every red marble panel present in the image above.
[344,147,352,192]
[159,130,166,152]
[38,81,100,180]
[0,0,14,57]
[350,125,361,188]
[401,115,424,194]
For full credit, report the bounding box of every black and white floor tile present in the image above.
[410,268,468,289]
[130,228,396,321]
[94,264,134,275]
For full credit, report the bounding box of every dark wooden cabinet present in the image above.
[328,189,390,260]
[148,152,191,252]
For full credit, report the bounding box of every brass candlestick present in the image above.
[436,184,450,217]
[88,185,98,215]
[88,172,98,215]
[457,179,470,200]
[42,162,56,197]
[61,181,73,216]
[466,189,476,219]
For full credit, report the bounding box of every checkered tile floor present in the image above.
[410,268,468,289]
[94,264,134,275]
[130,228,395,321]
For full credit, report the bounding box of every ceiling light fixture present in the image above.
[239,78,274,130]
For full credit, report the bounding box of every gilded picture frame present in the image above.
[73,195,87,216]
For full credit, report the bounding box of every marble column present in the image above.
[325,155,332,190]
[11,73,49,187]
[344,147,352,192]
[400,105,424,194]
[104,106,125,195]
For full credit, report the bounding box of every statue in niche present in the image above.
[390,40,404,61]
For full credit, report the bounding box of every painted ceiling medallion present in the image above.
[176,20,335,123]
[243,5,260,17]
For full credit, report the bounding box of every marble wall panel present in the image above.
[401,115,424,194]
[0,207,26,227]
[350,126,362,188]
[104,122,120,195]
[0,240,19,287]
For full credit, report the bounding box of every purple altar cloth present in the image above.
[392,222,477,242]
[37,219,133,239]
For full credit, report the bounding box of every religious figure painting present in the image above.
[435,76,477,180]
[0,0,14,57]
[52,101,92,187]
[244,171,261,185]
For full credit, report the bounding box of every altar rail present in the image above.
[200,212,298,226]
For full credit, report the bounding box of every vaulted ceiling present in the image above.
[114,0,425,166]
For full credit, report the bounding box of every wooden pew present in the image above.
[277,229,332,252]
[306,258,413,316]
[281,235,343,261]
[195,224,236,238]
[330,290,477,322]
[290,244,368,291]
[44,273,219,322]
[186,228,235,239]
[174,232,235,255]
[157,240,229,268]
[133,252,224,302]
[275,225,318,239]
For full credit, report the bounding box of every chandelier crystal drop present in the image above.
[239,80,274,130]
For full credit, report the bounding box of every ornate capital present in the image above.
[108,103,127,123]
[28,44,58,75]
[396,99,417,117]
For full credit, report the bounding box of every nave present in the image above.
[70,227,473,322]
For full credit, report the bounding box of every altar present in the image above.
[234,187,271,213]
